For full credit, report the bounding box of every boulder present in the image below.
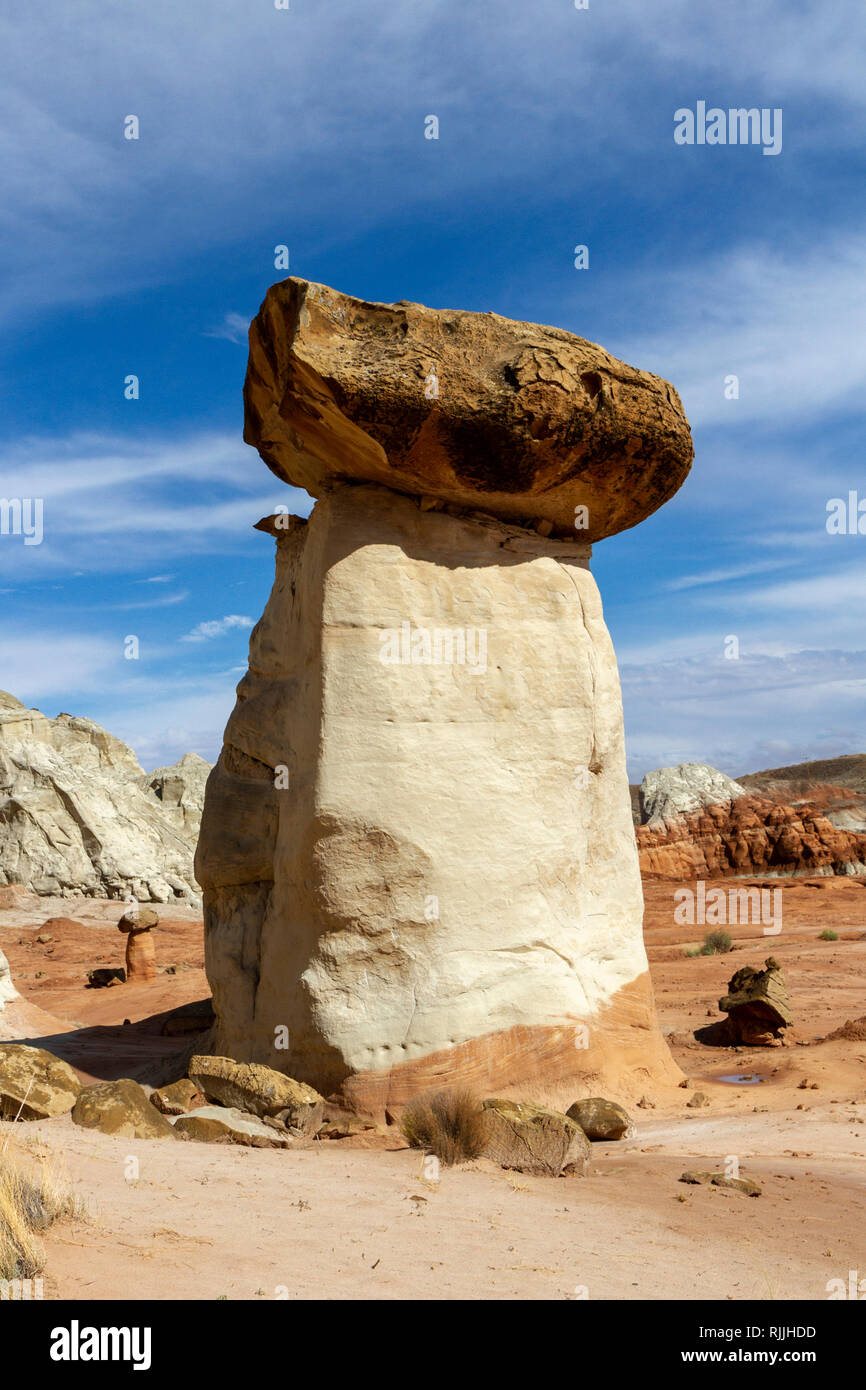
[680,1170,761,1197]
[480,1098,591,1176]
[566,1096,634,1141]
[171,1104,294,1148]
[150,1078,206,1116]
[188,1055,323,1135]
[0,1043,81,1119]
[243,277,693,542]
[86,967,125,988]
[0,693,203,901]
[71,1079,176,1138]
[717,957,792,1046]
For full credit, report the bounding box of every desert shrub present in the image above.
[400,1088,485,1166]
[819,929,839,941]
[701,930,733,955]
[0,1142,82,1281]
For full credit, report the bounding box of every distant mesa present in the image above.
[635,761,866,880]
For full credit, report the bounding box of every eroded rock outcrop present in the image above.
[199,279,693,1113]
[0,691,209,901]
[636,763,866,880]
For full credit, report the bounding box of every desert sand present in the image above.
[2,878,864,1301]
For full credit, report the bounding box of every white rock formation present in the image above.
[197,486,681,1111]
[0,691,208,901]
[639,763,749,829]
[141,752,212,839]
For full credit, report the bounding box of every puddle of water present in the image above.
[717,1073,766,1085]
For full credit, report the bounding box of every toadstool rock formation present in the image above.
[118,906,159,983]
[197,278,694,1114]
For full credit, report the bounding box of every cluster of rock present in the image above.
[0,1038,636,1176]
[0,690,210,901]
[0,1044,324,1149]
[635,763,866,879]
[199,277,693,1109]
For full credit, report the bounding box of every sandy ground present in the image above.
[1,879,865,1301]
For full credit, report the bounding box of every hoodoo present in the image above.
[196,279,693,1114]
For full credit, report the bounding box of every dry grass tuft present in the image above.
[400,1088,486,1166]
[0,1138,84,1281]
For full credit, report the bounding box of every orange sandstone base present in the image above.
[335,973,683,1120]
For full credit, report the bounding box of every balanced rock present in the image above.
[566,1096,634,1141]
[0,1043,81,1119]
[199,281,691,1113]
[244,278,693,542]
[480,1098,591,1177]
[188,1055,323,1135]
[71,1078,176,1139]
[117,906,159,983]
[717,957,792,1046]
[171,1105,293,1148]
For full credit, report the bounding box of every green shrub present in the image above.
[700,930,733,955]
[819,929,839,941]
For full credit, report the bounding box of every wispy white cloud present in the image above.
[622,647,866,781]
[0,430,313,577]
[204,312,251,345]
[664,559,793,592]
[1,2,863,327]
[617,235,866,431]
[180,614,254,643]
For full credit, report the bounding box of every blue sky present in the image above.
[1,1,864,780]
